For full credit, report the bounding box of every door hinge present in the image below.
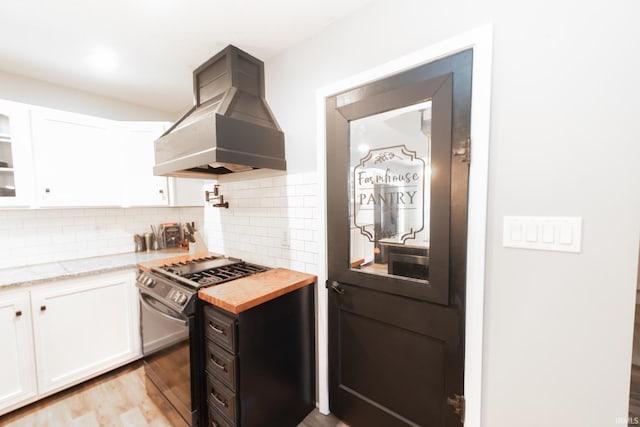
[447,394,465,424]
[453,137,471,163]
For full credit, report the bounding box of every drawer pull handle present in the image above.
[209,322,226,335]
[211,391,228,407]
[15,310,22,317]
[210,355,227,371]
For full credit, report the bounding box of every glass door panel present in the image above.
[0,113,16,197]
[349,101,431,283]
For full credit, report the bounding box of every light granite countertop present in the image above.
[0,250,189,289]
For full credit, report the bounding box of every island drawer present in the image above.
[206,374,237,425]
[204,305,236,352]
[205,338,237,389]
[208,403,233,427]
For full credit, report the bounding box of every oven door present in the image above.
[139,291,188,355]
[139,290,194,426]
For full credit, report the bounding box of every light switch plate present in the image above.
[503,216,582,253]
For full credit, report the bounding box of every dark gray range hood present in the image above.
[153,45,286,178]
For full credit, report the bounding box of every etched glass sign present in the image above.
[348,101,431,282]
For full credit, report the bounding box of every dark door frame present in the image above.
[314,26,493,427]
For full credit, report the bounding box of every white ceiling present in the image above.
[0,0,372,114]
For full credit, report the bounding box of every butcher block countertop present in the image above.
[198,268,316,314]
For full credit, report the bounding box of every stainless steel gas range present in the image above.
[135,255,269,427]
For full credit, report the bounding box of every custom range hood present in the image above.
[153,45,286,178]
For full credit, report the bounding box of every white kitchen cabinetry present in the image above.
[0,100,34,207]
[30,108,122,207]
[0,99,205,208]
[0,291,37,415]
[169,177,208,206]
[121,121,208,207]
[30,270,140,395]
[120,121,169,206]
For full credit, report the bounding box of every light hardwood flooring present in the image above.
[630,364,640,424]
[0,361,347,427]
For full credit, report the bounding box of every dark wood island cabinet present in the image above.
[198,269,316,427]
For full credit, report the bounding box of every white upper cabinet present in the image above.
[30,107,122,207]
[0,100,34,207]
[0,100,205,208]
[169,177,208,207]
[119,121,169,207]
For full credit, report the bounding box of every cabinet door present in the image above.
[30,108,122,206]
[169,177,208,207]
[120,121,169,206]
[0,291,37,414]
[0,100,34,207]
[31,270,140,395]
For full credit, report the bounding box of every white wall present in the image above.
[0,70,172,121]
[260,0,640,426]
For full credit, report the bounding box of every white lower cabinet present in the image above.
[0,291,37,414]
[0,269,140,416]
[31,270,140,395]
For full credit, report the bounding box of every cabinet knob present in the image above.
[40,305,46,311]
[15,310,22,317]
[159,189,164,194]
[45,188,51,193]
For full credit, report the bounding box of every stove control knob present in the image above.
[171,292,186,305]
[146,278,156,288]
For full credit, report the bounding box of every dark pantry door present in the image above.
[325,50,472,427]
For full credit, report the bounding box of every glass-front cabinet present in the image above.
[0,113,14,196]
[0,101,33,207]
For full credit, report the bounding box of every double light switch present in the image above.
[503,216,582,253]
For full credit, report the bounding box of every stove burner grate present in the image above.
[181,262,269,286]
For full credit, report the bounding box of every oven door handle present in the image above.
[139,292,189,326]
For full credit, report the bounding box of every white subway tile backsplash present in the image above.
[295,184,316,197]
[205,171,320,272]
[303,196,318,208]
[286,173,304,186]
[0,206,203,269]
[294,207,314,219]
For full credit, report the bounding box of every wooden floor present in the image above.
[0,361,347,427]
[630,364,640,423]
